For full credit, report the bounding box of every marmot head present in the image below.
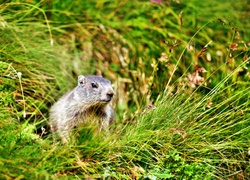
[75,75,114,105]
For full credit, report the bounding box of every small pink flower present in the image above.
[150,0,162,4]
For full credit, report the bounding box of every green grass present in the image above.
[0,0,250,179]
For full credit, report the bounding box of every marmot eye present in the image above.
[91,82,98,88]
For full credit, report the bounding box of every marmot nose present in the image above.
[107,92,114,99]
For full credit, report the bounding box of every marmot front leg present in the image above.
[99,117,110,131]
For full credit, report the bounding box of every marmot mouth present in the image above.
[101,99,111,103]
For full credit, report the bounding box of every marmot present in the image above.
[49,75,115,143]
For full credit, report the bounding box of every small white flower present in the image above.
[17,72,22,79]
[23,111,26,119]
[216,50,223,56]
[50,39,54,46]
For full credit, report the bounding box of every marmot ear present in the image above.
[78,75,85,86]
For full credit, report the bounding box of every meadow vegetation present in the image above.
[0,0,249,179]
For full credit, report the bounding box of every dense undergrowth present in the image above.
[0,0,249,179]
